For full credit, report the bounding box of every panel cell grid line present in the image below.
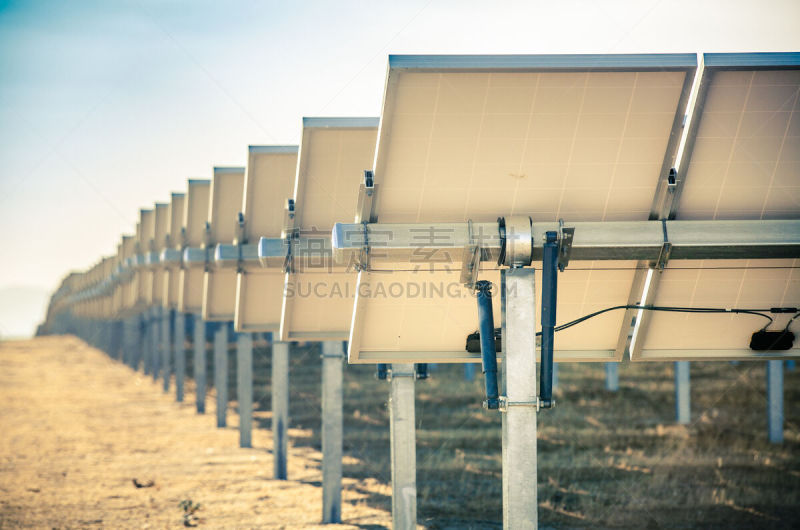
[234,146,298,332]
[279,118,379,341]
[178,179,210,314]
[636,53,800,360]
[202,167,244,321]
[349,54,697,363]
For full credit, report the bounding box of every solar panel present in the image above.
[631,53,800,360]
[162,192,185,310]
[130,209,154,312]
[178,179,211,314]
[348,54,698,363]
[279,118,379,341]
[112,235,131,316]
[233,146,298,332]
[202,167,245,321]
[150,202,169,305]
[119,234,136,315]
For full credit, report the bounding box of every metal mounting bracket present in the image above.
[356,222,370,271]
[495,396,545,412]
[500,215,533,268]
[655,218,673,270]
[355,170,377,224]
[557,219,575,272]
[460,219,481,288]
[283,199,296,273]
[235,212,246,245]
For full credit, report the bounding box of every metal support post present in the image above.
[143,311,152,375]
[194,314,206,414]
[237,333,253,448]
[605,363,619,391]
[464,363,476,381]
[162,309,172,392]
[675,361,690,425]
[174,312,185,402]
[321,341,344,523]
[552,363,559,393]
[214,325,229,428]
[501,268,538,529]
[151,306,161,382]
[767,360,784,444]
[112,320,123,361]
[272,341,290,480]
[389,363,417,529]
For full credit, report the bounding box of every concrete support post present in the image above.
[389,363,417,530]
[501,268,538,529]
[605,363,619,391]
[272,341,290,480]
[767,360,784,444]
[237,333,253,448]
[675,361,691,425]
[194,314,206,414]
[214,325,229,428]
[174,312,186,402]
[321,341,344,523]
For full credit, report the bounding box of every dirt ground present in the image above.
[0,336,391,529]
[2,334,799,529]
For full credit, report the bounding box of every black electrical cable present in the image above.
[468,305,797,349]
[533,304,796,337]
[784,312,800,332]
[550,305,776,334]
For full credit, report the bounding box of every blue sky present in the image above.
[0,0,798,336]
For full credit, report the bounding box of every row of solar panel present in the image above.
[42,52,800,363]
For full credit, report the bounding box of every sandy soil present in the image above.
[0,336,391,529]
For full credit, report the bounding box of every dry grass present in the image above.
[241,342,800,528]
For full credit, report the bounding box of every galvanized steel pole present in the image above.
[767,360,784,444]
[501,268,538,529]
[214,325,229,428]
[194,314,206,414]
[162,309,172,392]
[389,362,417,530]
[237,333,253,448]
[605,363,619,391]
[174,312,186,402]
[675,361,691,424]
[272,341,290,480]
[321,341,344,523]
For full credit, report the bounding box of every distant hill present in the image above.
[0,285,50,339]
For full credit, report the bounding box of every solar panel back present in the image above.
[202,167,245,321]
[633,53,800,360]
[279,118,379,341]
[233,146,298,332]
[178,179,211,314]
[348,54,697,363]
[163,192,185,309]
